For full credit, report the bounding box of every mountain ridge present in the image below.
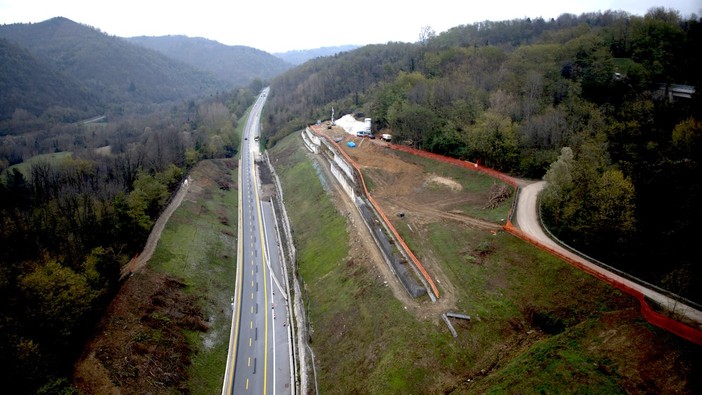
[0,17,225,108]
[126,35,291,87]
[274,44,360,65]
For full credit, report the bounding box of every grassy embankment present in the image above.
[147,158,238,393]
[269,131,700,394]
[145,111,248,392]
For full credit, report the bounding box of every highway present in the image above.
[223,88,293,394]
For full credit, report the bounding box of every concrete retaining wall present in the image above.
[303,127,432,299]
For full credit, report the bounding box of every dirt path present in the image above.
[120,177,191,279]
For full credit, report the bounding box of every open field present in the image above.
[269,130,702,394]
[73,159,238,394]
[2,151,73,177]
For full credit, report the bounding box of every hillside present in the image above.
[0,17,224,107]
[0,38,101,124]
[127,35,291,87]
[274,44,360,65]
[263,9,702,303]
[269,130,701,394]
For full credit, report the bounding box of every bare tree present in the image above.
[419,26,436,45]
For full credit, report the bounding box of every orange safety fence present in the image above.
[505,221,702,345]
[383,142,521,226]
[386,143,519,187]
[308,126,441,299]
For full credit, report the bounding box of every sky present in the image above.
[1,0,700,53]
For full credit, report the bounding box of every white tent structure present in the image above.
[335,114,370,135]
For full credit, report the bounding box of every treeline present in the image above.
[264,9,701,301]
[0,87,256,393]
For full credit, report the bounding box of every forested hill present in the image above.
[0,38,102,123]
[127,35,291,87]
[274,44,360,65]
[0,17,224,113]
[264,9,702,302]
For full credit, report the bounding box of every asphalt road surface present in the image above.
[223,88,293,394]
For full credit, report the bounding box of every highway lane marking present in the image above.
[246,378,249,390]
[248,356,251,367]
[250,320,253,329]
[253,159,270,395]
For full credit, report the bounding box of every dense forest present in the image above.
[0,86,256,393]
[263,9,702,302]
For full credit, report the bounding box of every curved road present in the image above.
[516,181,702,331]
[222,88,293,395]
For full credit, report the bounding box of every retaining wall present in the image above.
[304,126,438,299]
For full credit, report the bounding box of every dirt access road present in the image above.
[120,177,191,279]
[516,181,702,334]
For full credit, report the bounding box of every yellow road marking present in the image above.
[225,160,245,395]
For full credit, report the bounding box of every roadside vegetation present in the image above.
[143,159,239,394]
[72,158,239,393]
[269,131,701,393]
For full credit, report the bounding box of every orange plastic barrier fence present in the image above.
[309,126,440,299]
[386,143,518,187]
[504,221,702,345]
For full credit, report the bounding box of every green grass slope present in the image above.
[269,131,702,394]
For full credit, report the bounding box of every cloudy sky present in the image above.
[1,0,700,53]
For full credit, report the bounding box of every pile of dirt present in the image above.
[73,269,207,393]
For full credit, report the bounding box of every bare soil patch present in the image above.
[315,127,506,317]
[73,271,207,393]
